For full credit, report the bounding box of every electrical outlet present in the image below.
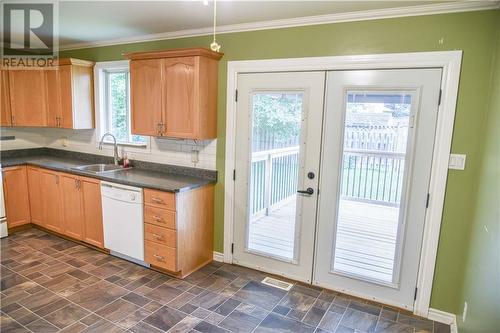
[191,149,199,164]
[462,301,468,322]
[60,137,69,147]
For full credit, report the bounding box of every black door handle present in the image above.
[297,187,314,195]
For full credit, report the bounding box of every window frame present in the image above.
[94,60,150,150]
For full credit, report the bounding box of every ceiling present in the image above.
[24,1,500,49]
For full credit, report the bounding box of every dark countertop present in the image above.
[0,155,215,193]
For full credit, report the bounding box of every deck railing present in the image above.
[249,126,408,216]
[249,147,406,216]
[340,149,405,207]
[250,146,299,216]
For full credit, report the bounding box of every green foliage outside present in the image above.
[252,93,302,148]
[108,72,146,144]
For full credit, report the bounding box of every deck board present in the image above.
[248,198,399,282]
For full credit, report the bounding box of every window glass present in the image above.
[103,69,146,145]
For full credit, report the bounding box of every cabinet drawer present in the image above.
[145,240,177,272]
[145,223,176,247]
[144,205,176,229]
[144,189,175,210]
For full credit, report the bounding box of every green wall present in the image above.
[61,10,500,315]
[456,18,500,333]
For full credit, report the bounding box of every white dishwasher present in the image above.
[101,181,147,266]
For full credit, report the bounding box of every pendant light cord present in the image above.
[213,0,217,41]
[210,0,221,52]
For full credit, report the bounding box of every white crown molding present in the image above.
[59,1,500,51]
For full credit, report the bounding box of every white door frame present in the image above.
[223,51,462,317]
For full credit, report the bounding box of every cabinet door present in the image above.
[60,174,84,240]
[45,69,61,127]
[81,177,104,248]
[2,166,30,228]
[163,57,197,138]
[130,59,163,136]
[0,69,11,126]
[59,65,74,129]
[40,170,62,233]
[27,167,43,225]
[9,70,47,126]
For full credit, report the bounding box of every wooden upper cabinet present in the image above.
[2,166,31,228]
[67,62,94,129]
[45,69,61,128]
[163,57,197,138]
[44,60,94,129]
[3,58,94,129]
[0,69,11,126]
[126,48,222,139]
[9,70,47,126]
[60,173,84,240]
[130,59,163,136]
[59,65,75,129]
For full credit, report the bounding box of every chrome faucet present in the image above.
[98,133,120,165]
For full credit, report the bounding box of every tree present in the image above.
[252,93,302,149]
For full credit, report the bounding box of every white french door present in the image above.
[314,69,442,309]
[233,72,325,283]
[232,68,442,309]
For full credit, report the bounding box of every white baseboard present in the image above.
[213,251,224,262]
[428,308,458,333]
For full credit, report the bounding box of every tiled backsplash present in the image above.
[0,128,217,170]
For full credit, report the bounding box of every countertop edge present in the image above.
[0,160,215,193]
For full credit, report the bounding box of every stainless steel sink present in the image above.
[71,164,130,174]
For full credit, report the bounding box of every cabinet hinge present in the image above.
[426,193,430,208]
[414,287,418,300]
[231,243,234,254]
[233,169,236,181]
[438,89,442,106]
[235,90,238,102]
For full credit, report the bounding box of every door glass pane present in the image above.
[246,92,303,262]
[332,92,412,284]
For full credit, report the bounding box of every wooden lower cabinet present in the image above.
[81,177,104,248]
[2,166,30,228]
[145,241,177,272]
[60,173,84,240]
[145,223,176,247]
[27,167,43,225]
[5,166,104,249]
[2,164,213,277]
[40,169,63,233]
[144,205,176,228]
[56,172,104,248]
[143,185,214,278]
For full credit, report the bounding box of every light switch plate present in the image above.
[449,154,466,170]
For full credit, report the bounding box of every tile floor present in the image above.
[1,228,451,333]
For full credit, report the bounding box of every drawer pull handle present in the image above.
[154,254,165,262]
[151,197,164,204]
[153,216,164,222]
[152,233,163,240]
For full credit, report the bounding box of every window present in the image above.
[95,61,147,146]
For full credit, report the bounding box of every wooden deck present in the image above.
[248,198,399,282]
